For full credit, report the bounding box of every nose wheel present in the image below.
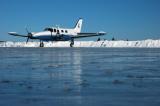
[70,38,74,47]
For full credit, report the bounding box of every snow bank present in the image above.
[0,39,160,48]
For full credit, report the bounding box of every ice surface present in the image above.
[0,39,160,47]
[0,48,160,106]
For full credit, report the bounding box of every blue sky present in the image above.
[0,0,160,41]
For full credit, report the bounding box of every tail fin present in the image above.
[74,18,83,33]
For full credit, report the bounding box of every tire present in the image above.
[40,42,44,47]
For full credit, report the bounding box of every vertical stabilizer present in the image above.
[74,18,83,33]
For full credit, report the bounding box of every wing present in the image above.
[73,32,106,38]
[8,32,28,37]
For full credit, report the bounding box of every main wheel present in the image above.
[70,38,74,47]
[40,42,44,47]
[70,42,74,47]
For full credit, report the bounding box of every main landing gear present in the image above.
[40,41,44,47]
[70,38,74,47]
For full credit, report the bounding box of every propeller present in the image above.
[25,27,33,43]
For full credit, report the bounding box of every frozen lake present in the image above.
[0,48,160,106]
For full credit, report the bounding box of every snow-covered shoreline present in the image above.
[0,39,160,48]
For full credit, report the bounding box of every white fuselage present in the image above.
[32,27,78,41]
[32,19,83,41]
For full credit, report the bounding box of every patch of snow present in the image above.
[0,39,160,48]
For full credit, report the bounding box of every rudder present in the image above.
[74,18,83,33]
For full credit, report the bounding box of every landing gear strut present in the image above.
[70,38,74,47]
[40,41,44,47]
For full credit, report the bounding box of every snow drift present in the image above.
[0,39,160,48]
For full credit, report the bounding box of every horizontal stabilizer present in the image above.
[73,32,106,38]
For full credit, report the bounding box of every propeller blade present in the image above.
[26,37,29,43]
[25,27,29,33]
[25,27,33,39]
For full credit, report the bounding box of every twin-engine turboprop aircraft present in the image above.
[8,18,106,47]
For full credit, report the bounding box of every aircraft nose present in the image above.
[32,32,41,38]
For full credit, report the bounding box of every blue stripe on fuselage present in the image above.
[36,35,72,41]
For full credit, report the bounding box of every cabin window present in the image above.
[54,29,56,32]
[57,30,60,34]
[65,30,68,33]
[61,30,64,33]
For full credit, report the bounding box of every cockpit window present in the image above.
[44,28,52,31]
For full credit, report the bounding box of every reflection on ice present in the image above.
[0,48,160,106]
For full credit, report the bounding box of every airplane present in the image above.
[8,18,106,47]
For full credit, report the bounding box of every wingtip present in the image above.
[8,32,17,35]
[99,31,106,35]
